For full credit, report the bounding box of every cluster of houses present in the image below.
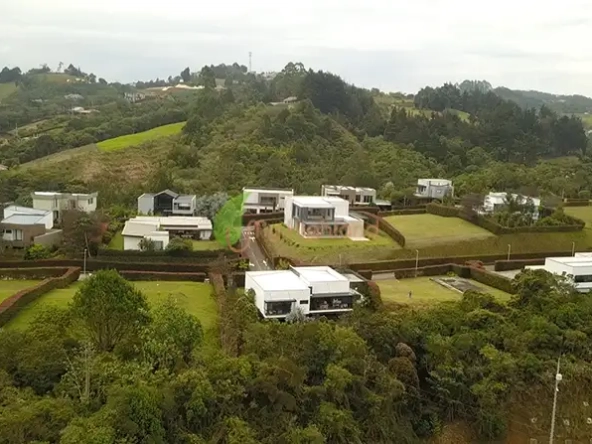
[1,192,97,248]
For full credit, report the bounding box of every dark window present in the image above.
[574,275,592,283]
[299,300,309,305]
[363,195,373,203]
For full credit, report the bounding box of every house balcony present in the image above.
[300,220,349,238]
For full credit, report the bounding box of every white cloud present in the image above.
[2,0,592,94]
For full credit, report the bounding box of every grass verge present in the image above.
[97,122,185,151]
[107,231,124,250]
[0,280,41,303]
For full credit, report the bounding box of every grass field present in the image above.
[0,280,41,303]
[378,276,512,309]
[565,206,592,227]
[108,231,124,250]
[97,122,185,151]
[31,73,80,84]
[265,223,400,264]
[7,281,217,331]
[0,82,17,101]
[385,214,494,248]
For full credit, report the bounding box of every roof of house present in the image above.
[2,214,47,225]
[292,266,348,284]
[4,205,48,216]
[247,270,310,291]
[417,178,453,186]
[124,216,212,233]
[291,196,348,208]
[122,219,161,237]
[155,189,179,198]
[546,256,592,267]
[32,191,97,199]
[374,199,391,206]
[323,185,376,193]
[243,187,294,193]
[485,193,540,205]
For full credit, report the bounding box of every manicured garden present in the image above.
[97,122,185,151]
[7,281,217,331]
[378,276,512,309]
[264,223,400,264]
[0,280,41,303]
[385,214,494,248]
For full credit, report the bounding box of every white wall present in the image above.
[145,232,170,249]
[332,199,349,217]
[76,196,97,213]
[284,196,294,228]
[347,219,364,239]
[123,236,142,251]
[245,274,266,316]
[32,198,56,212]
[138,195,154,214]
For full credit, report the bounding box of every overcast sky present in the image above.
[2,0,592,95]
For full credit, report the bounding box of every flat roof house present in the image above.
[1,205,62,248]
[122,216,212,250]
[138,190,197,216]
[321,185,376,206]
[32,191,98,224]
[284,196,365,240]
[245,266,362,319]
[242,188,294,214]
[480,192,541,220]
[415,179,454,199]
[526,255,592,293]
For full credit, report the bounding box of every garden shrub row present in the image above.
[378,208,427,217]
[243,212,284,225]
[468,266,514,293]
[0,266,81,327]
[0,260,214,273]
[0,267,70,280]
[97,248,235,260]
[349,251,575,272]
[563,199,591,207]
[360,212,406,247]
[494,258,546,271]
[119,271,207,282]
[427,203,585,234]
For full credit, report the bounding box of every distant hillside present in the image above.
[494,86,592,114]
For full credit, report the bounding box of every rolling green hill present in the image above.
[97,121,186,151]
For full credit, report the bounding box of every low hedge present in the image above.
[469,266,513,293]
[97,248,234,259]
[360,212,406,247]
[0,260,217,273]
[0,266,81,327]
[392,264,453,279]
[494,258,546,271]
[0,267,70,280]
[563,199,590,207]
[378,208,427,217]
[427,203,584,234]
[349,251,576,272]
[243,212,284,225]
[119,271,207,282]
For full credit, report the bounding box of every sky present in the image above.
[2,0,592,95]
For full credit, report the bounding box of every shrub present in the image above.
[24,244,52,260]
[165,237,194,254]
[139,238,157,251]
[362,281,383,310]
[119,271,207,281]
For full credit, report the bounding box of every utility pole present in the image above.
[507,244,511,261]
[415,249,419,277]
[571,241,576,256]
[549,356,562,444]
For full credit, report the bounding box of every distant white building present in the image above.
[321,185,376,206]
[526,254,592,293]
[32,191,98,224]
[283,96,298,104]
[415,179,454,199]
[122,216,212,250]
[245,266,362,319]
[284,196,365,240]
[243,188,294,214]
[480,192,541,220]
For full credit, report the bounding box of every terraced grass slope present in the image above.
[7,281,216,330]
[97,122,185,151]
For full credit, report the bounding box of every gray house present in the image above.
[415,179,454,199]
[138,190,197,216]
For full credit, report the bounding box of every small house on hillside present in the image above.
[283,96,298,104]
[321,185,376,206]
[122,216,212,250]
[138,190,197,216]
[32,191,98,224]
[1,205,62,248]
[242,187,294,214]
[480,192,541,220]
[415,179,454,199]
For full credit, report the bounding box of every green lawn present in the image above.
[565,206,592,227]
[108,231,124,250]
[97,122,185,151]
[7,281,217,331]
[378,276,512,309]
[265,223,400,264]
[0,280,41,303]
[191,240,225,251]
[0,82,17,101]
[385,214,494,248]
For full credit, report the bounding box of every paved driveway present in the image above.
[241,227,272,271]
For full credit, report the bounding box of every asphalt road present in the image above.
[241,227,272,271]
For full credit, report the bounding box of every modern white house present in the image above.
[1,205,62,248]
[122,216,212,250]
[137,190,197,216]
[321,185,376,206]
[32,191,98,224]
[245,266,362,319]
[284,196,365,240]
[480,192,541,220]
[243,188,294,214]
[415,179,454,199]
[526,255,592,292]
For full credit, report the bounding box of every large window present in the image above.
[14,229,23,241]
[264,301,293,316]
[363,195,373,203]
[574,274,592,283]
[310,295,353,311]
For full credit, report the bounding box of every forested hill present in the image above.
[493,87,592,115]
